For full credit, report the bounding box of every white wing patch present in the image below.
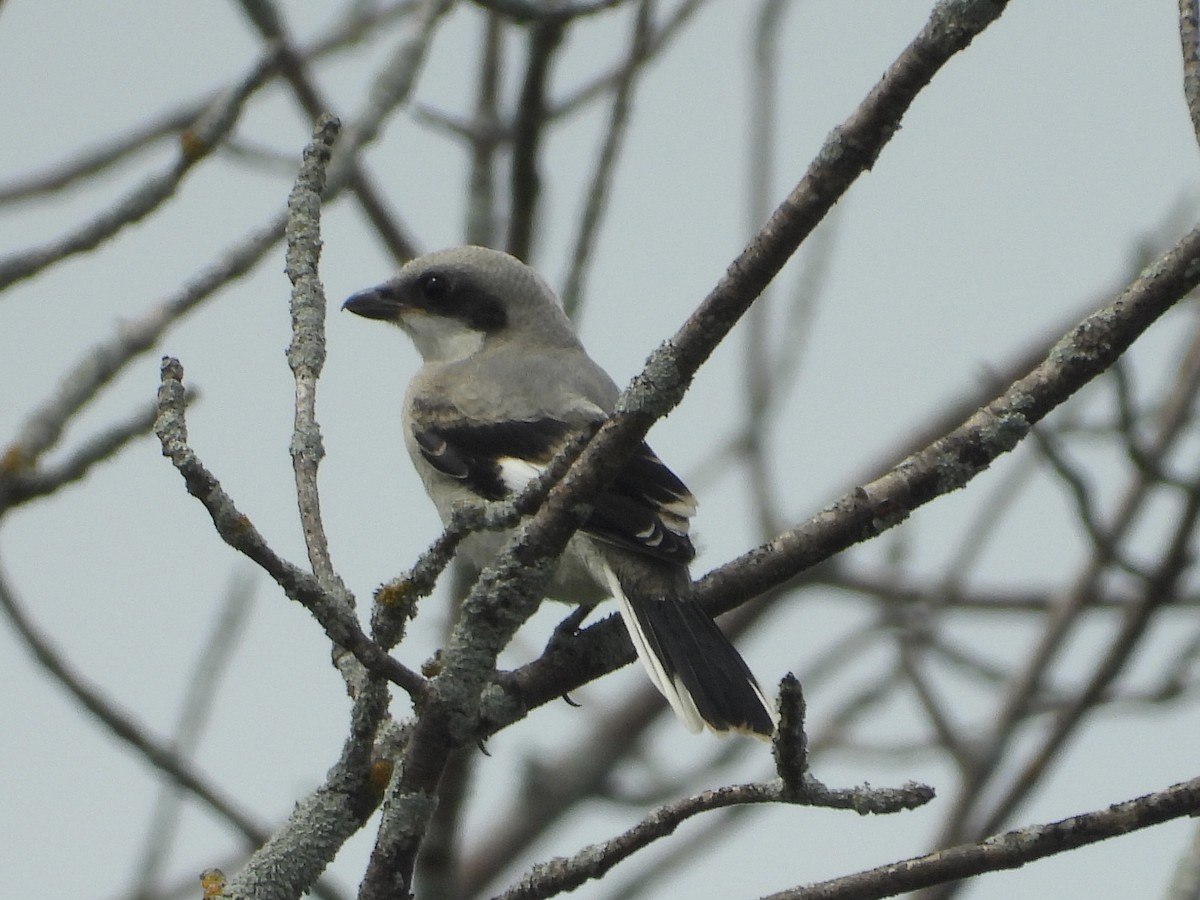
[658,492,697,523]
[496,456,547,494]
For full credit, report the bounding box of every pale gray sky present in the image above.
[1,3,1197,898]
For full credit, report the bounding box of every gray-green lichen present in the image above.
[615,341,689,417]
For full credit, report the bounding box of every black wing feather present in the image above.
[415,418,570,500]
[413,417,695,564]
[585,445,696,564]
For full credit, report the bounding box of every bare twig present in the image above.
[128,573,256,900]
[0,46,281,293]
[499,775,934,900]
[0,110,199,204]
[0,563,268,845]
[506,18,564,261]
[739,0,793,539]
[1180,0,1200,148]
[694,223,1200,621]
[154,357,427,699]
[551,0,708,119]
[331,0,454,183]
[286,114,345,585]
[465,15,506,248]
[897,638,972,770]
[0,391,191,512]
[219,682,391,900]
[560,0,652,318]
[0,1,418,205]
[976,469,1200,836]
[235,0,420,263]
[1027,421,1138,573]
[773,673,809,798]
[927,313,1200,864]
[765,776,1200,900]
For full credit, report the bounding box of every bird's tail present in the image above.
[600,564,777,738]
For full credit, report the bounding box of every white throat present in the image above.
[402,314,486,363]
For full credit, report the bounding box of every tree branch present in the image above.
[506,17,563,261]
[0,46,282,292]
[1180,0,1200,148]
[765,776,1200,900]
[500,774,934,900]
[221,682,391,900]
[154,356,427,700]
[285,114,345,588]
[0,563,268,846]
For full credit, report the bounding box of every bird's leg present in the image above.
[547,604,592,652]
[546,605,593,708]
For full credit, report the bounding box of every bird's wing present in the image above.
[412,416,697,565]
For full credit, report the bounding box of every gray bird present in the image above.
[343,245,775,737]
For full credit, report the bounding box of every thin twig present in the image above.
[0,110,198,204]
[1027,421,1139,574]
[928,312,1200,859]
[506,18,564,261]
[0,563,268,845]
[154,357,428,699]
[235,0,420,262]
[331,0,455,184]
[551,0,708,119]
[465,14,506,247]
[0,1,418,205]
[765,776,1200,900]
[498,775,934,900]
[739,0,792,539]
[560,0,652,318]
[0,391,192,512]
[127,573,256,900]
[1,213,289,478]
[1180,0,1200,149]
[976,470,1200,836]
[0,46,282,293]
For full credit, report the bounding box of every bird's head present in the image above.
[343,246,579,364]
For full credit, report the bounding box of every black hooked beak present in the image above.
[342,284,403,321]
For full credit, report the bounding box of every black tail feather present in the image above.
[626,592,776,738]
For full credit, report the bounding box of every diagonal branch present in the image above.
[362,3,1019,891]
[694,224,1200,617]
[1180,0,1200,148]
[235,0,421,263]
[764,775,1200,900]
[560,0,652,318]
[0,46,282,293]
[482,220,1200,733]
[220,681,391,900]
[499,775,934,900]
[154,356,427,701]
[0,562,268,846]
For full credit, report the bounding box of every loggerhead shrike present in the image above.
[343,246,775,737]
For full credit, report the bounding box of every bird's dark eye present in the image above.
[417,272,450,301]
